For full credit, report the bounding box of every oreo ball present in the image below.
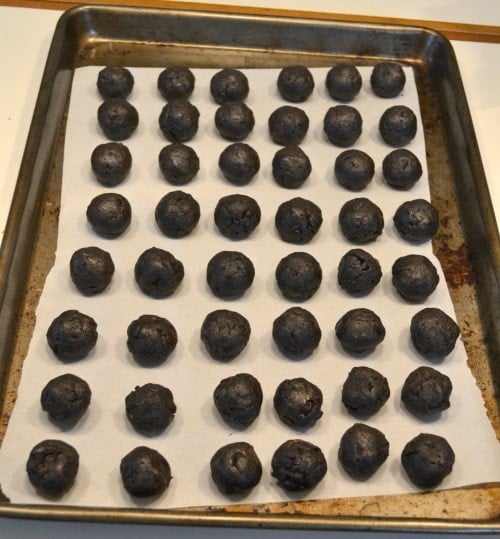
[339,198,384,243]
[134,248,184,298]
[215,102,255,141]
[46,310,97,362]
[401,366,452,416]
[159,143,200,185]
[342,366,390,417]
[275,252,322,301]
[382,149,422,189]
[323,105,362,146]
[97,99,138,141]
[379,105,417,147]
[201,310,251,361]
[125,383,176,433]
[268,106,309,146]
[206,251,255,299]
[272,145,312,189]
[157,66,195,100]
[394,199,439,242]
[275,197,322,244]
[326,64,362,102]
[219,143,260,185]
[159,99,199,142]
[214,194,261,240]
[335,149,375,191]
[272,307,321,358]
[91,142,132,186]
[210,68,249,104]
[391,254,439,302]
[69,246,115,296]
[127,314,178,366]
[335,308,386,354]
[273,377,323,429]
[213,373,263,426]
[97,66,134,99]
[370,62,406,98]
[120,446,171,498]
[410,308,460,360]
[277,66,314,102]
[155,191,200,238]
[337,248,382,296]
[86,193,131,237]
[41,373,91,423]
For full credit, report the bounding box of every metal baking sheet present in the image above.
[0,4,498,531]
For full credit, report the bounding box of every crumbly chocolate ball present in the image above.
[273,377,323,429]
[401,366,452,416]
[326,64,362,102]
[275,252,322,301]
[125,383,176,433]
[41,374,91,423]
[214,194,261,240]
[206,251,255,299]
[213,373,263,425]
[120,446,171,498]
[401,433,455,488]
[391,254,439,302]
[272,146,312,189]
[277,66,315,102]
[272,307,321,358]
[155,191,200,238]
[271,439,327,491]
[210,442,262,495]
[410,308,460,360]
[339,198,384,243]
[268,106,309,146]
[159,99,200,142]
[91,142,132,186]
[134,248,184,298]
[379,105,417,147]
[86,193,131,237]
[159,143,200,185]
[335,308,386,354]
[97,66,134,99]
[218,143,260,185]
[46,310,97,362]
[335,149,375,191]
[382,149,422,189]
[69,246,115,296]
[323,105,362,147]
[370,62,406,98]
[338,423,389,479]
[394,199,439,242]
[201,310,251,361]
[157,66,195,100]
[215,102,255,141]
[337,248,382,296]
[127,314,178,366]
[97,99,138,141]
[27,440,79,498]
[210,68,249,104]
[342,366,390,417]
[275,197,323,244]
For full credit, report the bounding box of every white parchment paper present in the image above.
[0,66,498,508]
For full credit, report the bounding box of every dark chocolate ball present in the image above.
[155,191,200,238]
[157,66,195,100]
[91,142,132,186]
[218,143,260,185]
[275,197,323,244]
[86,193,131,237]
[277,66,314,102]
[323,105,362,147]
[272,307,321,358]
[401,433,455,488]
[201,310,251,361]
[41,373,91,422]
[27,440,79,498]
[382,149,422,189]
[271,439,327,491]
[213,373,263,425]
[370,62,406,98]
[159,143,200,185]
[335,149,374,191]
[341,366,390,417]
[335,308,386,354]
[97,99,138,141]
[46,310,97,362]
[69,246,115,296]
[272,145,312,189]
[214,194,261,240]
[325,64,362,102]
[410,308,460,360]
[159,99,200,142]
[268,106,309,146]
[379,105,417,147]
[215,102,255,141]
[97,66,134,99]
[394,199,439,242]
[337,248,382,296]
[210,442,262,495]
[127,314,178,366]
[391,254,439,302]
[125,383,176,433]
[339,198,384,243]
[338,423,389,479]
[120,446,171,497]
[210,68,249,104]
[401,366,452,416]
[206,251,255,299]
[273,377,323,429]
[275,252,322,301]
[134,248,184,298]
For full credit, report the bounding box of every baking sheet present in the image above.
[0,65,498,508]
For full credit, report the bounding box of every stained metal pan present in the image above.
[0,4,498,531]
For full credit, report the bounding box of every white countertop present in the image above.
[0,2,498,538]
